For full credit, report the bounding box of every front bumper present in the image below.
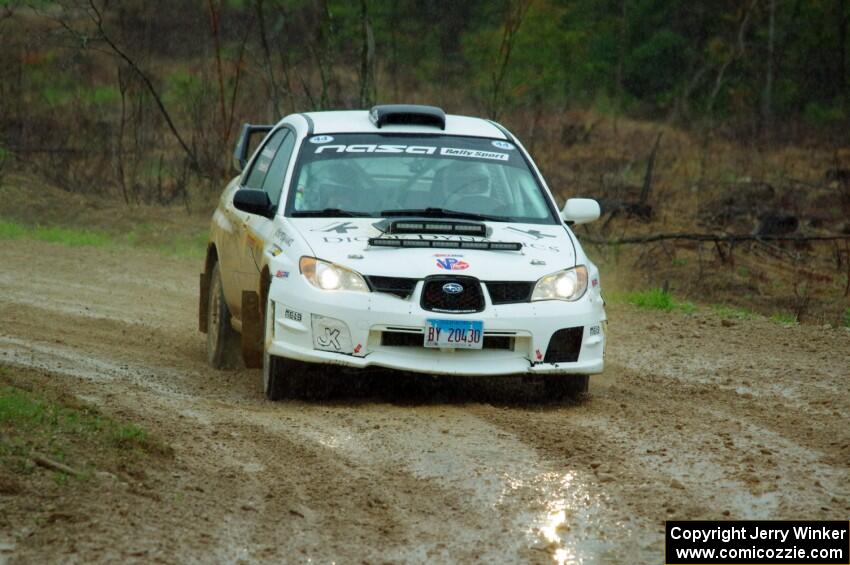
[267,279,606,377]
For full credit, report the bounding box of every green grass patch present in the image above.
[624,288,696,313]
[0,368,171,482]
[0,219,111,247]
[0,218,206,259]
[711,304,757,320]
[770,312,797,325]
[842,307,850,328]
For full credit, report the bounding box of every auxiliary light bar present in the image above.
[368,238,522,251]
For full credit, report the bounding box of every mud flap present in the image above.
[199,272,210,333]
[241,290,263,369]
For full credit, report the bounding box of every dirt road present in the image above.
[1,241,848,564]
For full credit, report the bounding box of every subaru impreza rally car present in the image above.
[199,104,606,400]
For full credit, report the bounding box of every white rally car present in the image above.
[199,105,606,400]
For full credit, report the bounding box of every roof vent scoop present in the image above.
[369,104,446,130]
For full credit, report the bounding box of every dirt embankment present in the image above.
[1,240,848,564]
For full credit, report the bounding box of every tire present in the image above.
[543,374,589,401]
[261,297,319,400]
[206,262,241,369]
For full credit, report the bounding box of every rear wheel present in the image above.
[543,374,589,400]
[206,262,241,369]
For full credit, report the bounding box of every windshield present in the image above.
[284,134,557,224]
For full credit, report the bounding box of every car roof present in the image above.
[298,110,508,139]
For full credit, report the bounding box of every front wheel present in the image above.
[262,299,320,400]
[543,374,589,401]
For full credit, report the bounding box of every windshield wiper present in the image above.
[291,208,371,217]
[380,207,508,222]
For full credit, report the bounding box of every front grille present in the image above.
[380,331,514,350]
[544,327,583,363]
[366,275,418,298]
[485,281,534,304]
[420,276,484,314]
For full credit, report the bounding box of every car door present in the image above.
[240,128,297,293]
[223,129,287,315]
[245,129,295,290]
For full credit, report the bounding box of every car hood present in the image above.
[288,218,575,281]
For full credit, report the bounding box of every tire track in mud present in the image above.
[1,241,848,563]
[1,326,648,563]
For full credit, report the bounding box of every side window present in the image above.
[244,129,286,189]
[261,131,296,206]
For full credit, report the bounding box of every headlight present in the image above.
[531,265,588,302]
[299,257,369,292]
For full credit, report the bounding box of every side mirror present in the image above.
[233,123,273,172]
[561,198,601,225]
[233,189,274,218]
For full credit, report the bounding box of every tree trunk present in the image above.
[761,0,776,132]
[255,0,283,120]
[358,0,376,108]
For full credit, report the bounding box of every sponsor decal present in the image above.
[436,257,469,270]
[492,140,514,150]
[275,270,289,278]
[353,344,362,354]
[316,144,436,155]
[317,328,342,351]
[309,135,334,144]
[311,315,353,353]
[270,245,283,257]
[591,278,599,288]
[440,147,508,161]
[535,349,543,361]
[442,282,464,294]
[284,308,301,322]
[589,325,601,336]
[314,221,358,234]
[273,228,294,246]
[506,226,556,240]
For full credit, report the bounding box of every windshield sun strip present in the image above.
[282,133,560,224]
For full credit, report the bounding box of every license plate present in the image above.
[424,319,484,349]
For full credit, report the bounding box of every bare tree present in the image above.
[358,0,376,108]
[52,0,201,172]
[707,0,758,113]
[255,0,284,119]
[761,0,776,131]
[486,0,534,121]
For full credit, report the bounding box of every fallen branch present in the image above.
[585,233,850,245]
[32,452,80,477]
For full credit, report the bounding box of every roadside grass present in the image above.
[0,218,206,259]
[710,304,757,320]
[608,288,807,327]
[618,288,696,313]
[0,366,171,486]
[843,307,850,328]
[0,219,111,247]
[770,312,798,325]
